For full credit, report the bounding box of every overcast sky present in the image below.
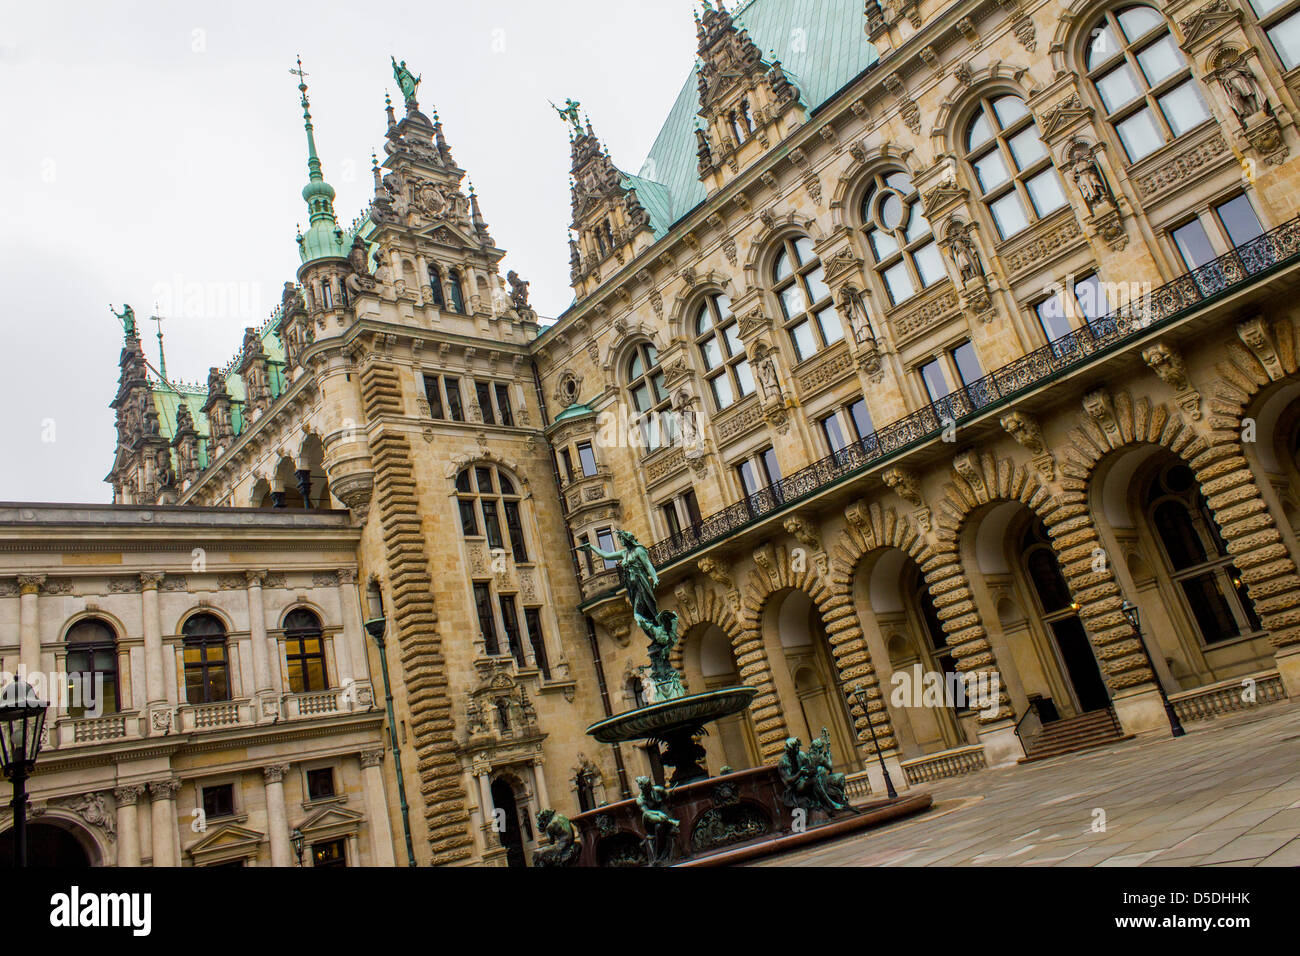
[0,0,700,503]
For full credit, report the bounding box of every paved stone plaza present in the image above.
[753,704,1300,867]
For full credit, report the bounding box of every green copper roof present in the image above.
[632,0,879,236]
[553,401,596,424]
[294,60,349,265]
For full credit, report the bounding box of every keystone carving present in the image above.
[782,515,821,552]
[697,557,732,590]
[952,449,986,495]
[881,467,923,508]
[1236,316,1285,380]
[1082,388,1121,440]
[1001,410,1056,481]
[1141,342,1202,420]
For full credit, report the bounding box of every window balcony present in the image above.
[647,217,1300,569]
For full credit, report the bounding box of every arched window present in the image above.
[1086,5,1210,163]
[448,269,466,313]
[455,464,528,563]
[321,282,333,309]
[694,292,755,410]
[182,613,231,704]
[771,234,843,362]
[1145,461,1261,645]
[284,608,328,694]
[428,264,445,307]
[65,619,119,718]
[964,93,1067,240]
[627,342,675,451]
[860,169,945,304]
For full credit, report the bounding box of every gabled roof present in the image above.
[630,0,880,236]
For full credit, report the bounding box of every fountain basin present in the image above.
[587,686,757,743]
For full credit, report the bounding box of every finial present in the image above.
[384,90,396,127]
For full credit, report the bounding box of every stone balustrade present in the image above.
[1169,670,1288,723]
[900,745,988,785]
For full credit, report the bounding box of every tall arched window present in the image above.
[694,292,755,410]
[964,93,1067,240]
[860,169,945,305]
[182,613,231,704]
[771,235,843,362]
[627,342,675,451]
[1086,5,1210,163]
[455,464,528,563]
[448,268,466,313]
[65,619,119,718]
[428,264,446,307]
[1146,461,1261,645]
[284,608,328,694]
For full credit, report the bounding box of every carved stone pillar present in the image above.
[148,779,179,868]
[246,571,276,713]
[263,763,292,867]
[359,750,396,866]
[17,574,44,674]
[140,573,168,734]
[114,784,145,867]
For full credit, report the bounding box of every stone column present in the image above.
[359,749,396,866]
[140,573,170,736]
[336,570,370,691]
[476,769,494,845]
[246,572,275,715]
[114,785,144,867]
[531,761,551,811]
[264,763,292,867]
[148,780,179,868]
[17,574,44,676]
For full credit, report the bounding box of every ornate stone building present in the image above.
[63,0,1300,864]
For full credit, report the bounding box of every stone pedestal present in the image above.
[1112,684,1172,737]
[863,752,909,794]
[976,718,1024,767]
[1273,644,1300,699]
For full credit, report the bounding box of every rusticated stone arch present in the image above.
[668,579,744,673]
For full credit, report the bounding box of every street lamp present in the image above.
[0,679,50,868]
[851,685,897,799]
[290,827,305,866]
[361,579,419,867]
[1120,598,1185,738]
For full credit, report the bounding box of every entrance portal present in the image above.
[489,779,527,868]
[0,822,93,867]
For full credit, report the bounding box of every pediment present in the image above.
[189,823,264,856]
[299,804,365,835]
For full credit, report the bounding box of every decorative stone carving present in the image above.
[1001,411,1056,481]
[881,467,923,508]
[697,557,732,590]
[782,515,821,553]
[591,601,634,647]
[59,792,116,842]
[1082,388,1121,441]
[1236,316,1285,380]
[952,449,986,496]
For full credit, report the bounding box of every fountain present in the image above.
[536,531,932,867]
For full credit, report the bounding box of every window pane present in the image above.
[1118,5,1164,41]
[966,110,993,150]
[1269,13,1300,70]
[696,303,713,334]
[952,341,983,385]
[1216,195,1265,247]
[494,384,514,427]
[424,376,444,419]
[1136,34,1183,86]
[816,308,844,345]
[1116,108,1163,161]
[884,261,915,303]
[716,293,732,317]
[921,359,950,400]
[849,398,874,439]
[632,384,651,413]
[1026,169,1068,216]
[822,415,847,452]
[737,460,760,496]
[1251,0,1287,13]
[723,323,742,356]
[577,442,598,476]
[652,371,666,402]
[913,242,946,287]
[761,447,782,484]
[1036,294,1072,340]
[458,498,478,536]
[990,190,1030,238]
[886,171,914,193]
[804,264,830,303]
[973,149,1010,191]
[1096,63,1142,113]
[596,529,617,568]
[1007,127,1047,169]
[1073,273,1109,321]
[904,206,931,243]
[1181,573,1244,644]
[701,337,722,370]
[869,227,900,261]
[444,377,464,421]
[629,352,643,379]
[1087,24,1121,70]
[1172,218,1217,269]
[711,372,735,409]
[735,360,755,396]
[773,250,792,280]
[482,501,504,551]
[879,191,904,229]
[476,381,495,425]
[504,500,527,562]
[991,95,1029,128]
[790,320,818,360]
[475,467,493,493]
[794,235,815,264]
[1158,80,1209,136]
[779,282,806,319]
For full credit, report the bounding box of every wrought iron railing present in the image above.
[647,216,1300,568]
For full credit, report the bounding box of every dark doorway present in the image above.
[489,780,527,868]
[1049,618,1112,713]
[0,823,93,867]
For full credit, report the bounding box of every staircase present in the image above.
[1019,708,1132,763]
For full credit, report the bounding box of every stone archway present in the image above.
[0,818,98,867]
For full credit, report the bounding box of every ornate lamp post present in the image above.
[290,827,305,866]
[851,685,897,799]
[1120,599,1185,738]
[0,679,50,868]
[362,581,419,867]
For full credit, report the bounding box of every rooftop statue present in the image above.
[111,303,136,337]
[551,97,583,134]
[391,57,421,107]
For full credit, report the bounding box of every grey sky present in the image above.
[0,0,700,503]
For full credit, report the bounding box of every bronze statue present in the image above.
[808,728,849,811]
[551,97,583,133]
[111,303,136,336]
[391,57,421,107]
[636,775,679,865]
[533,808,581,867]
[778,732,850,817]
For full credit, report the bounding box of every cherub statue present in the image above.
[636,775,679,866]
[533,808,581,867]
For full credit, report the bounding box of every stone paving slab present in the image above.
[748,702,1300,867]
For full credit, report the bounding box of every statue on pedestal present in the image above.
[778,729,850,816]
[533,809,581,867]
[391,56,421,108]
[636,775,679,865]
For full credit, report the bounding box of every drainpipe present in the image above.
[586,615,632,799]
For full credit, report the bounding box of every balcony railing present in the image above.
[648,217,1300,568]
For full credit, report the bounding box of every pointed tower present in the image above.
[105,306,174,504]
[567,112,655,300]
[693,1,807,193]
